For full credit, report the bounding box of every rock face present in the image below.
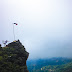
[0,40,29,72]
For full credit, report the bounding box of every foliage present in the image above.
[0,42,29,72]
[27,58,72,72]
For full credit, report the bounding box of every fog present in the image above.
[0,0,72,59]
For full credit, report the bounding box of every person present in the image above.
[3,40,9,47]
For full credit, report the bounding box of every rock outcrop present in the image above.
[0,40,29,72]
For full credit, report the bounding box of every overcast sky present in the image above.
[0,0,72,59]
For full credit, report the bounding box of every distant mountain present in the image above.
[34,62,72,72]
[27,57,72,72]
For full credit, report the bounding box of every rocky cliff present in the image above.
[0,40,29,72]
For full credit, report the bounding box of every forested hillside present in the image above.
[33,62,72,72]
[27,58,72,72]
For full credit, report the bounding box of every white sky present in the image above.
[0,0,72,59]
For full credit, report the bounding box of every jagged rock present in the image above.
[0,40,29,72]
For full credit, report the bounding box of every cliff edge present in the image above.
[0,40,29,72]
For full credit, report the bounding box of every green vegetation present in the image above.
[37,62,72,72]
[0,41,72,72]
[0,41,29,72]
[27,58,72,72]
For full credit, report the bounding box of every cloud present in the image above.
[0,0,72,59]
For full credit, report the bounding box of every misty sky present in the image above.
[0,0,72,59]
